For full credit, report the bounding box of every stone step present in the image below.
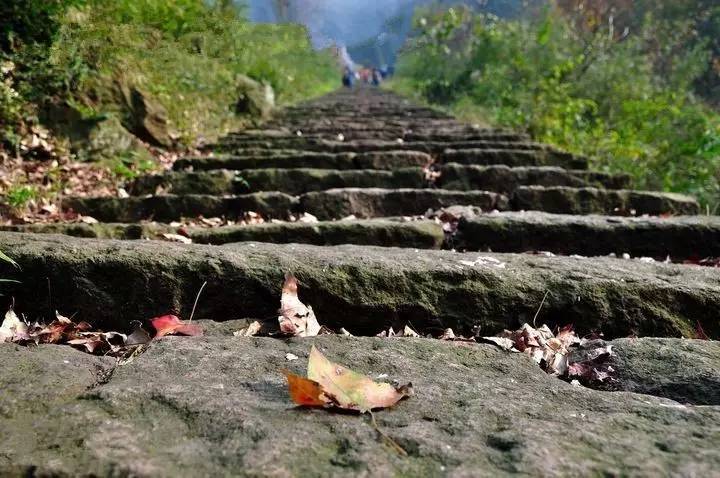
[456,211,720,258]
[0,219,445,249]
[62,189,505,222]
[1,232,718,339]
[227,128,528,143]
[259,122,518,134]
[174,150,432,171]
[282,107,449,118]
[299,188,508,221]
[63,186,696,223]
[213,138,558,155]
[439,148,588,169]
[136,165,628,196]
[177,148,583,172]
[513,186,700,216]
[189,219,443,248]
[62,193,297,223]
[4,336,718,476]
[437,164,629,192]
[132,168,428,196]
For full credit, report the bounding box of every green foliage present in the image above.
[395,7,720,210]
[109,151,156,181]
[0,250,19,269]
[1,0,338,149]
[46,0,337,144]
[5,185,37,209]
[0,61,23,146]
[0,0,86,51]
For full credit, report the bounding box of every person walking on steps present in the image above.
[371,68,382,87]
[342,66,355,88]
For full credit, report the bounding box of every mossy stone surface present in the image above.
[2,337,719,476]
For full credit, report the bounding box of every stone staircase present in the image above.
[1,88,720,476]
[3,88,717,256]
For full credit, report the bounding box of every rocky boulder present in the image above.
[235,74,275,118]
[120,85,174,148]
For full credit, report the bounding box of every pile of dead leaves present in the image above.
[0,309,203,357]
[236,274,616,385]
[481,324,615,384]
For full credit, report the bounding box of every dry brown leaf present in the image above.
[278,274,321,337]
[285,346,412,413]
[0,309,28,342]
[234,320,263,337]
[483,323,594,377]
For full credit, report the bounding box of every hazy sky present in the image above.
[248,0,422,47]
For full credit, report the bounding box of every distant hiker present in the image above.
[371,69,382,86]
[342,66,354,88]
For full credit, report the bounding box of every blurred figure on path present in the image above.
[342,66,354,88]
[371,68,382,86]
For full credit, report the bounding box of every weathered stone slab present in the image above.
[0,222,168,239]
[0,233,719,338]
[439,149,589,169]
[457,211,720,258]
[226,129,526,143]
[133,168,427,196]
[300,188,508,220]
[513,186,700,216]
[439,164,586,193]
[215,139,558,156]
[0,220,444,249]
[174,150,432,172]
[570,170,632,189]
[189,219,444,248]
[1,337,719,476]
[175,152,358,171]
[600,338,720,405]
[63,193,298,223]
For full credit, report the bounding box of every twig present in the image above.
[532,291,550,328]
[188,281,208,323]
[369,411,407,456]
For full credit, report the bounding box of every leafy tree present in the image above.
[0,0,85,51]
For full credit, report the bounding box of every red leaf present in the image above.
[151,315,203,339]
[283,370,327,407]
[695,321,710,341]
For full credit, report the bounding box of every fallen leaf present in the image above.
[161,233,193,244]
[151,315,203,338]
[440,328,456,340]
[283,371,327,407]
[0,309,28,342]
[67,337,105,353]
[459,256,506,269]
[483,323,586,377]
[568,342,615,383]
[234,320,263,337]
[125,323,152,346]
[401,326,420,338]
[695,321,710,340]
[278,274,321,337]
[292,346,412,413]
[480,336,516,351]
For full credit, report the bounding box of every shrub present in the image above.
[395,7,720,209]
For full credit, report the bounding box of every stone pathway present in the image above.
[1,88,719,476]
